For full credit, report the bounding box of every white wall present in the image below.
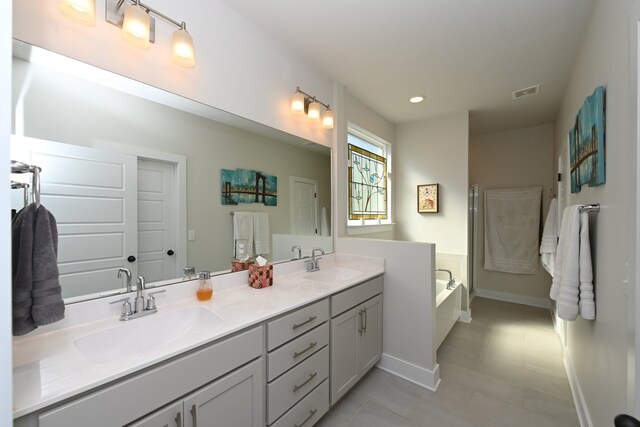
[553,1,637,425]
[336,238,439,390]
[470,124,555,304]
[1,2,12,425]
[12,0,334,148]
[395,112,469,254]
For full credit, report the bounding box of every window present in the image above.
[347,125,392,227]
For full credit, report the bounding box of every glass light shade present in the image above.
[122,4,151,49]
[291,92,305,115]
[172,29,196,67]
[322,109,334,129]
[307,101,321,121]
[59,0,95,25]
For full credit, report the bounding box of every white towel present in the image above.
[483,187,542,274]
[233,212,254,258]
[253,212,270,255]
[321,206,329,236]
[550,205,595,320]
[540,198,558,276]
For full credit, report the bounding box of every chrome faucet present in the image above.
[436,269,456,289]
[109,275,165,321]
[291,245,302,260]
[306,248,325,272]
[117,267,132,292]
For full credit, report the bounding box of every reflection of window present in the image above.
[347,127,391,224]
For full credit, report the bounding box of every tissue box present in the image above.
[248,264,273,289]
[231,260,254,272]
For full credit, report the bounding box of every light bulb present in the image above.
[291,92,305,115]
[172,28,195,67]
[122,3,151,49]
[308,100,321,121]
[322,109,334,129]
[59,0,95,25]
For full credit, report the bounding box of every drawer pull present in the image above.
[293,341,318,359]
[294,408,318,427]
[292,315,317,330]
[293,371,318,392]
[191,404,197,427]
[175,411,182,427]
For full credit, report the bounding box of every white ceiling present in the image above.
[220,0,596,135]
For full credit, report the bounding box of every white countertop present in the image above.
[12,253,384,418]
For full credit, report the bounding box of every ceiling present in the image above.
[220,0,596,135]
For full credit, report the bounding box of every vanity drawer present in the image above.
[267,299,329,351]
[267,346,329,424]
[270,379,329,427]
[267,322,329,381]
[331,275,383,317]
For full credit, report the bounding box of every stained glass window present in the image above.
[348,140,388,220]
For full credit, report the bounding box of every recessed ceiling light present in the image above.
[409,95,425,104]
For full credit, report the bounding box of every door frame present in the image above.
[94,141,187,281]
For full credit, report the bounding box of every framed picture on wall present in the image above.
[417,183,439,213]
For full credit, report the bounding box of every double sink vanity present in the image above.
[13,254,384,427]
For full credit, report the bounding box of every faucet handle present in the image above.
[109,297,132,317]
[146,289,166,310]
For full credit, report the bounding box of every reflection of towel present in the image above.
[12,204,64,336]
[253,212,270,255]
[321,206,329,236]
[540,198,558,276]
[483,187,542,274]
[551,206,595,320]
[233,212,254,258]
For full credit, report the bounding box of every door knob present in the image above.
[167,250,175,256]
[127,255,136,262]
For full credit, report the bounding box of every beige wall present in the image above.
[13,59,331,273]
[395,112,469,254]
[469,124,555,303]
[553,0,638,424]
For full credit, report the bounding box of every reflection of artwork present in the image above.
[569,86,606,193]
[418,183,439,213]
[221,168,277,206]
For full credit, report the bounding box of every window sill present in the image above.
[347,223,395,236]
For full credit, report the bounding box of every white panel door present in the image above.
[137,159,177,282]
[289,176,318,235]
[10,135,137,299]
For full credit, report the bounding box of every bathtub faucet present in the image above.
[436,269,456,290]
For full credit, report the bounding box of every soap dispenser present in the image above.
[196,271,213,301]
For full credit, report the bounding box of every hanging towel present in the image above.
[252,212,270,255]
[233,212,254,259]
[321,206,329,236]
[12,204,65,336]
[483,187,542,274]
[540,198,558,276]
[550,205,595,320]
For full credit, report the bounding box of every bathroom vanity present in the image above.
[13,254,383,427]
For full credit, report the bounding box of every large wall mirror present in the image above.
[10,41,333,303]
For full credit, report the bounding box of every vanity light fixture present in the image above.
[104,0,196,67]
[290,87,334,129]
[59,0,96,26]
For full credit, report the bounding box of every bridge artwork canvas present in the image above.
[569,86,606,194]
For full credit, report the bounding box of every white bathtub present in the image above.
[435,279,462,349]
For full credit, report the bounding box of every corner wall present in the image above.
[553,1,637,425]
[469,123,555,305]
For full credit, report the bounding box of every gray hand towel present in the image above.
[12,204,37,336]
[31,205,65,326]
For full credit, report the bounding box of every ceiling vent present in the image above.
[512,84,540,100]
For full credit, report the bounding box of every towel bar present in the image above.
[579,203,600,213]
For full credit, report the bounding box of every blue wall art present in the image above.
[569,86,606,193]
[221,168,278,206]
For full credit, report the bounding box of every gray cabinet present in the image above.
[129,402,183,427]
[330,277,383,405]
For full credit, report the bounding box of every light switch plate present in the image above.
[188,230,196,241]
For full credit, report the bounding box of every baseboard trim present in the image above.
[475,288,550,309]
[459,310,472,323]
[563,346,593,427]
[377,353,440,391]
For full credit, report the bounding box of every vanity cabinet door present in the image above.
[183,359,263,427]
[359,294,382,374]
[129,402,183,427]
[330,304,361,404]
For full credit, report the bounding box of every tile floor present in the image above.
[315,297,579,427]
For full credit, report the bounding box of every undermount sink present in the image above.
[74,306,223,363]
[303,266,362,283]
